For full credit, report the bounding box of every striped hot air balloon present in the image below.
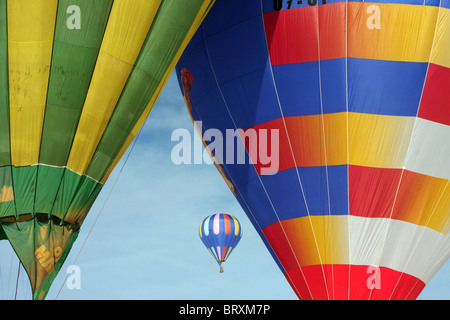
[178,0,450,299]
[199,213,243,272]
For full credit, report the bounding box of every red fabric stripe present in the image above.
[263,3,346,65]
[223,214,230,235]
[349,165,448,231]
[284,264,425,300]
[418,63,450,126]
[349,165,402,219]
[222,246,227,261]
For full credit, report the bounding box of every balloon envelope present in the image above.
[177,0,450,299]
[0,0,214,300]
[199,213,243,271]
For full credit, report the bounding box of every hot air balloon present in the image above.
[0,0,214,300]
[177,0,450,299]
[199,213,243,272]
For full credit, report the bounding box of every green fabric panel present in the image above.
[12,166,37,215]
[85,0,208,181]
[0,0,10,166]
[62,175,102,223]
[5,165,101,219]
[48,169,81,219]
[0,166,15,217]
[49,168,102,222]
[35,165,64,214]
[33,221,78,300]
[39,0,113,166]
[2,219,78,300]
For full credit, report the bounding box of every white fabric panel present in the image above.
[405,118,450,179]
[349,216,449,283]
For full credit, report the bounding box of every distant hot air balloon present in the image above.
[199,214,243,272]
[177,0,450,299]
[0,0,215,300]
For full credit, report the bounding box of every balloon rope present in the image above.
[54,115,149,300]
[14,262,20,300]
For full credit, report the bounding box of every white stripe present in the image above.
[349,216,449,283]
[33,163,102,184]
[405,118,450,180]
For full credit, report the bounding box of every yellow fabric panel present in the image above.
[393,171,449,235]
[224,247,232,260]
[323,112,348,166]
[100,0,216,184]
[67,0,161,175]
[431,7,450,68]
[8,0,58,166]
[348,3,438,63]
[281,215,349,266]
[100,0,162,65]
[231,215,239,236]
[282,113,347,167]
[428,181,450,235]
[0,186,13,202]
[349,113,415,169]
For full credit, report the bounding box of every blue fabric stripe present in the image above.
[273,58,426,117]
[235,165,348,229]
[348,58,427,116]
[272,59,347,116]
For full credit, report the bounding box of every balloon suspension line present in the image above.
[55,116,150,299]
[14,262,20,300]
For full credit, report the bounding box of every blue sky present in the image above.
[1,71,448,300]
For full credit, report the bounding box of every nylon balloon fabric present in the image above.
[199,214,243,270]
[0,0,214,300]
[176,0,450,299]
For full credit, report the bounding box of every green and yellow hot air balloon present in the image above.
[0,0,214,300]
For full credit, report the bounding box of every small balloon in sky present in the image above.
[199,214,243,273]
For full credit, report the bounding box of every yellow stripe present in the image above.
[231,215,239,236]
[100,0,215,183]
[199,218,206,238]
[281,216,349,266]
[322,112,348,166]
[8,0,58,166]
[393,171,449,235]
[431,7,450,68]
[430,183,450,235]
[349,113,415,169]
[207,248,216,260]
[67,0,162,175]
[348,3,439,63]
[224,246,232,261]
